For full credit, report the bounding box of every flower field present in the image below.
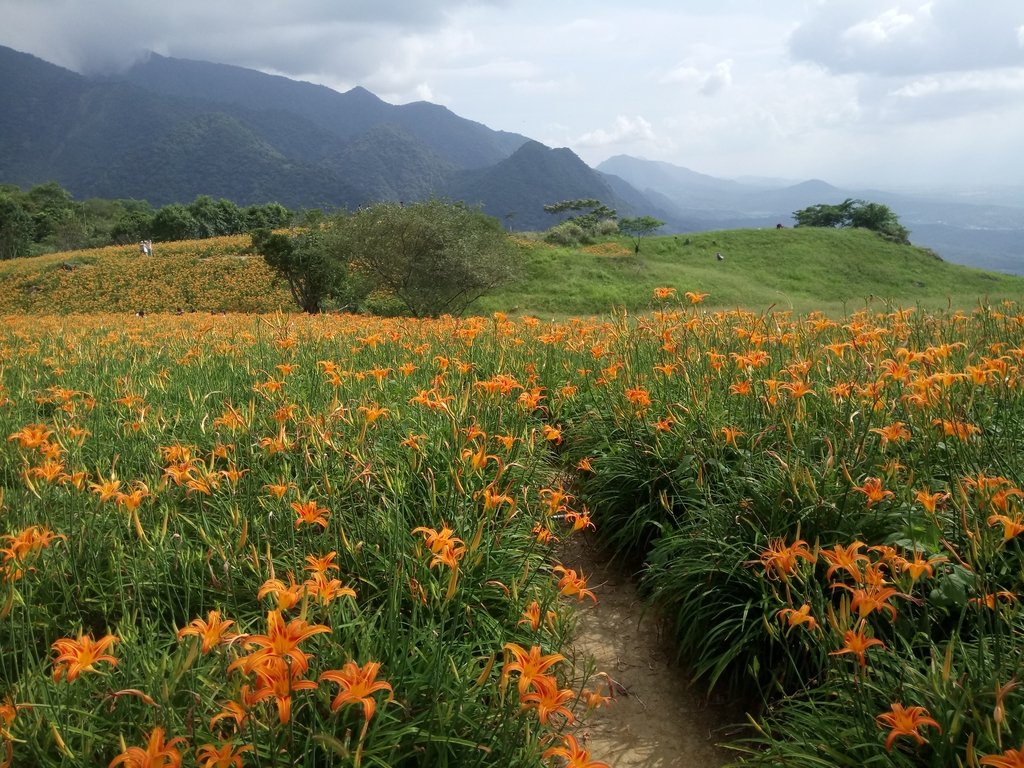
[2,295,1024,766]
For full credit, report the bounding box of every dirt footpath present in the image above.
[564,537,739,767]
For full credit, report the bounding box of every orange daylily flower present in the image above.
[303,571,357,606]
[1,525,65,568]
[263,480,296,500]
[685,291,709,305]
[580,673,615,711]
[109,726,187,768]
[855,477,894,508]
[971,591,1018,610]
[503,643,565,693]
[624,387,652,409]
[518,601,557,633]
[519,674,576,725]
[759,538,815,582]
[653,287,676,300]
[51,633,119,682]
[320,661,394,721]
[542,424,564,444]
[304,551,339,576]
[552,565,597,603]
[932,418,980,440]
[7,423,53,450]
[728,379,752,397]
[981,747,1024,767]
[777,603,818,632]
[115,482,151,512]
[543,734,611,768]
[830,626,885,668]
[875,703,941,752]
[901,552,947,581]
[841,583,902,621]
[177,610,237,653]
[915,488,949,514]
[870,421,911,446]
[258,573,305,611]
[461,443,500,472]
[209,685,258,732]
[248,657,318,725]
[988,513,1024,541]
[412,525,465,556]
[90,477,123,503]
[195,741,253,768]
[820,542,870,583]
[720,426,745,447]
[291,499,330,529]
[357,404,389,424]
[231,610,330,677]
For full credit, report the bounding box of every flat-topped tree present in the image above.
[793,198,910,245]
[618,216,665,253]
[543,199,618,241]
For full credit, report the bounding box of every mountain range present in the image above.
[1,44,1022,273]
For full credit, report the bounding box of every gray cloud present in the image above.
[790,0,1024,77]
[0,0,1022,187]
[0,0,508,75]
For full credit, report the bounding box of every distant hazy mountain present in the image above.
[597,155,1024,274]
[443,141,672,231]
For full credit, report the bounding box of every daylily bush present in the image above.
[0,312,613,767]
[2,297,1023,767]
[564,293,1024,766]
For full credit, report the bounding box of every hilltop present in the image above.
[1,227,1021,317]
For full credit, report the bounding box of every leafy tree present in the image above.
[253,214,368,314]
[244,202,292,231]
[347,199,519,318]
[150,204,198,242]
[543,198,617,243]
[187,195,239,238]
[849,201,910,244]
[23,181,75,242]
[0,196,34,260]
[110,204,156,245]
[793,198,909,244]
[618,215,665,253]
[48,208,92,251]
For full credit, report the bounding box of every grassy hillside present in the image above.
[0,237,293,314]
[1,227,1021,316]
[482,227,1024,315]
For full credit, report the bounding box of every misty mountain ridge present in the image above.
[0,44,1021,274]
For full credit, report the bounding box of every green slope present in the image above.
[1,227,1021,317]
[477,227,1024,316]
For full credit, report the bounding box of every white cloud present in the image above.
[660,58,733,96]
[575,115,656,148]
[701,60,733,95]
[891,68,1024,99]
[842,8,917,46]
[790,0,1024,76]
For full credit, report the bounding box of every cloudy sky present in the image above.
[3,0,1023,188]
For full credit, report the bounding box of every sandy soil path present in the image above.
[563,536,739,767]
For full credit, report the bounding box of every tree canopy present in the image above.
[253,200,518,317]
[252,212,370,315]
[618,216,665,253]
[793,198,910,245]
[346,199,519,318]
